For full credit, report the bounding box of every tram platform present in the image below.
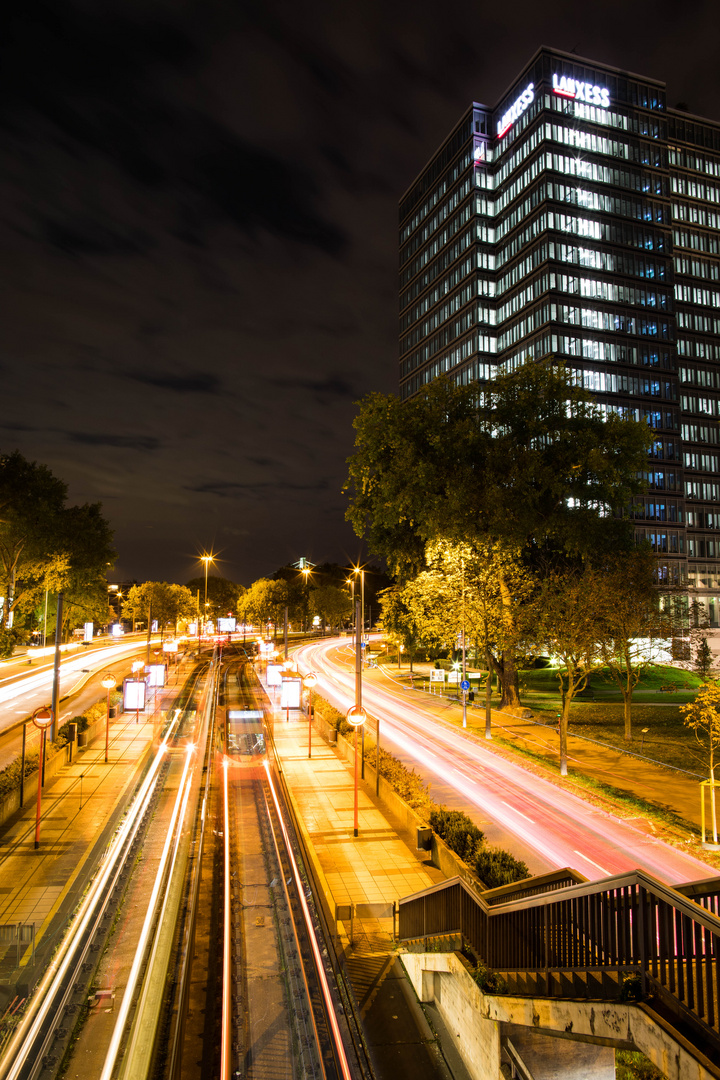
[271,710,470,1080]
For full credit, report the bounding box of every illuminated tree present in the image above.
[681,683,720,843]
[122,582,195,639]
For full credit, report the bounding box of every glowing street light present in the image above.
[102,674,115,763]
[32,706,53,849]
[346,704,367,837]
[200,553,215,635]
[303,672,317,758]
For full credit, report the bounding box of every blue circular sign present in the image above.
[460,680,470,691]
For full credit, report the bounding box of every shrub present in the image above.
[473,846,529,889]
[473,964,508,994]
[429,808,485,862]
[377,747,434,813]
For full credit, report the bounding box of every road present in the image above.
[294,637,719,887]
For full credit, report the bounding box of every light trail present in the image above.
[220,758,232,1080]
[264,761,354,1080]
[0,714,179,1080]
[295,638,719,887]
[101,742,195,1080]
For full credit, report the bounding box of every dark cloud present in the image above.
[67,433,161,451]
[126,371,222,394]
[186,479,330,498]
[43,217,152,256]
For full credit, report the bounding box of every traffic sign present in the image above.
[460,680,470,692]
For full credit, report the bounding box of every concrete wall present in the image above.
[401,950,720,1080]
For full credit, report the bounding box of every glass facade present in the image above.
[399,47,720,619]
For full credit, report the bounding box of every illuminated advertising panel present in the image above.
[266,663,284,686]
[280,677,302,709]
[123,679,147,711]
[111,623,123,637]
[145,664,166,687]
[163,640,178,653]
[496,82,534,137]
[430,668,445,683]
[552,73,610,108]
[84,622,94,642]
[217,617,236,632]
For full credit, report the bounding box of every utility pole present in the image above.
[50,592,64,743]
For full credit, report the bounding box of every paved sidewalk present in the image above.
[0,679,180,996]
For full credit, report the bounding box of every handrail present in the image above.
[397,866,720,1057]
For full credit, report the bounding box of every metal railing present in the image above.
[398,869,720,1053]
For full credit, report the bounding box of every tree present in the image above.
[309,585,353,632]
[681,683,720,843]
[0,451,67,630]
[185,575,242,624]
[237,578,288,636]
[532,567,609,776]
[122,583,195,639]
[597,549,670,741]
[378,586,422,670]
[345,364,651,705]
[402,538,533,731]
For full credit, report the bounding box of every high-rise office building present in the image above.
[399,47,720,619]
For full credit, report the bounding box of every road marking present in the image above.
[501,800,535,823]
[574,850,610,876]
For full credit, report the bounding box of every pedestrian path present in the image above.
[0,680,178,992]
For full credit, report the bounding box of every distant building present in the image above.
[400,46,720,620]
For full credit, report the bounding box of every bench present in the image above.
[660,684,678,693]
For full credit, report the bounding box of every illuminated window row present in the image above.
[675,254,720,281]
[675,283,720,306]
[400,177,449,243]
[672,200,720,229]
[555,243,667,281]
[687,480,720,500]
[547,152,663,195]
[633,500,684,522]
[685,451,719,472]
[668,146,720,178]
[677,338,720,360]
[496,211,549,267]
[551,182,668,224]
[676,311,720,335]
[557,304,673,338]
[673,228,720,254]
[670,173,720,203]
[495,184,549,240]
[551,94,664,140]
[497,301,555,350]
[682,422,720,444]
[641,531,686,554]
[681,394,719,416]
[556,273,670,309]
[557,335,672,367]
[680,367,720,389]
[642,470,682,491]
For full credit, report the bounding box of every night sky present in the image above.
[3,0,719,586]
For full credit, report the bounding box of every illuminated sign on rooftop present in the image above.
[496,83,534,138]
[552,74,610,108]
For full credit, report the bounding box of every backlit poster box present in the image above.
[430,668,445,683]
[145,664,166,688]
[280,677,302,709]
[111,623,123,637]
[266,663,284,686]
[84,622,94,642]
[123,678,147,712]
[217,617,236,632]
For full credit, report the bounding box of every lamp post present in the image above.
[346,704,367,837]
[200,553,215,635]
[102,674,115,763]
[303,672,317,758]
[346,577,355,646]
[33,706,53,848]
[132,660,144,723]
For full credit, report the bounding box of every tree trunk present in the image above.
[623,688,633,742]
[559,695,570,777]
[498,575,521,708]
[500,650,521,708]
[484,650,492,740]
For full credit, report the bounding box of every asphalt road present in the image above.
[294,637,719,888]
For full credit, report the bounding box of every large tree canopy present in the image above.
[0,451,116,641]
[345,363,652,579]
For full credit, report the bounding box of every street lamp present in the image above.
[346,704,367,837]
[102,674,115,763]
[200,553,215,635]
[32,706,53,849]
[303,672,317,758]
